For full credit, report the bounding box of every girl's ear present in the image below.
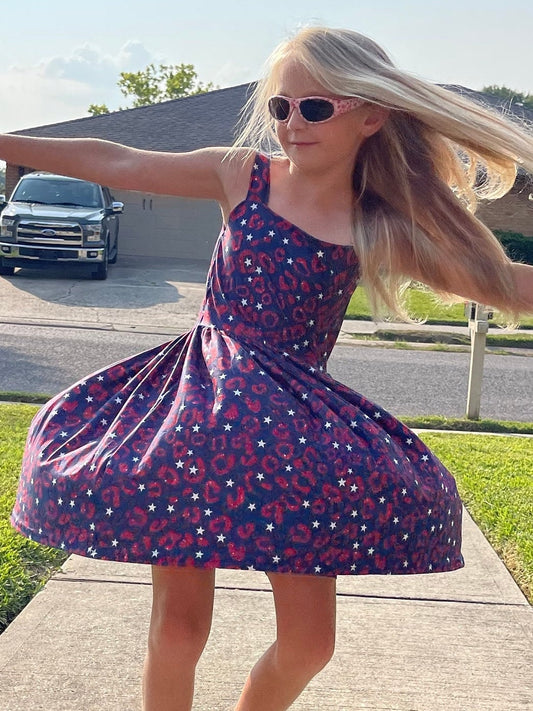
[361,106,390,137]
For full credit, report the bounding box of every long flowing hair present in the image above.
[232,26,533,322]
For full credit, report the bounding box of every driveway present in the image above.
[0,256,209,333]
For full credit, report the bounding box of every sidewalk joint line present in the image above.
[49,577,529,608]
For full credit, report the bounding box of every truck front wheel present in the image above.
[91,244,109,280]
[0,260,15,276]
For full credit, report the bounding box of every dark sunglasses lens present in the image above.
[269,97,290,121]
[300,99,334,122]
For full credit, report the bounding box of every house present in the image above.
[6,83,532,262]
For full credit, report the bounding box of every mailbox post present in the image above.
[465,302,493,420]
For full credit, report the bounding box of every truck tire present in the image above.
[91,245,109,280]
[109,232,118,264]
[0,261,15,276]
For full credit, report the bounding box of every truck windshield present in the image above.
[12,178,104,208]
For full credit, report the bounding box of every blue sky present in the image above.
[0,0,531,134]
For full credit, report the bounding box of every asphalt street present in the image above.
[2,321,532,421]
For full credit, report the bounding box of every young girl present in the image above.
[4,26,533,711]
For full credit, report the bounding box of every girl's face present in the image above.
[272,58,387,174]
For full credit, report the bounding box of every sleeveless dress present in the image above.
[11,155,464,577]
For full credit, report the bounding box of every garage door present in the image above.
[111,190,223,260]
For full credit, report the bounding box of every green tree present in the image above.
[88,63,216,116]
[87,103,110,116]
[482,84,533,109]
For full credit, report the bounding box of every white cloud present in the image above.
[0,41,158,133]
[40,41,154,87]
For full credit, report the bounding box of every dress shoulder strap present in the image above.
[245,153,270,204]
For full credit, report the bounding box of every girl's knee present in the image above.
[148,567,215,663]
[148,612,211,664]
[277,629,336,677]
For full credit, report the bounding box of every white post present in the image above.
[465,303,492,420]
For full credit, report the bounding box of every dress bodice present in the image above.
[198,154,360,368]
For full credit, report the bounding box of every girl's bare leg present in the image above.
[142,566,215,711]
[234,572,337,711]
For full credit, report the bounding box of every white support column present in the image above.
[465,303,492,420]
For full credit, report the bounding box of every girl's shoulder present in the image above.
[218,148,261,221]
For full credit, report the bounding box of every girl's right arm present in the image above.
[0,134,247,205]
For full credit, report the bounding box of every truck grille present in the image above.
[16,221,83,246]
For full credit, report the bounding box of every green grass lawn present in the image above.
[419,431,533,603]
[346,285,533,328]
[0,404,67,632]
[1,404,532,635]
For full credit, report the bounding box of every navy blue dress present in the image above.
[11,154,464,576]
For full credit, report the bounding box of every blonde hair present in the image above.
[233,26,533,322]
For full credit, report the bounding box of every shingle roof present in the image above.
[12,84,254,152]
[11,83,532,151]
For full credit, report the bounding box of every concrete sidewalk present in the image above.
[0,509,531,711]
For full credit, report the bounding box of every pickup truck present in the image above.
[0,172,124,279]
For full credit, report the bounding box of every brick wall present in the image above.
[6,163,35,198]
[477,186,533,236]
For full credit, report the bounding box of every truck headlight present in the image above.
[85,224,102,242]
[0,217,15,237]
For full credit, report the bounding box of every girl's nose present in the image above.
[286,105,306,129]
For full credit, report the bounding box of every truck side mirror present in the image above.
[111,201,124,214]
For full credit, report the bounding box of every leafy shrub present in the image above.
[494,230,533,265]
